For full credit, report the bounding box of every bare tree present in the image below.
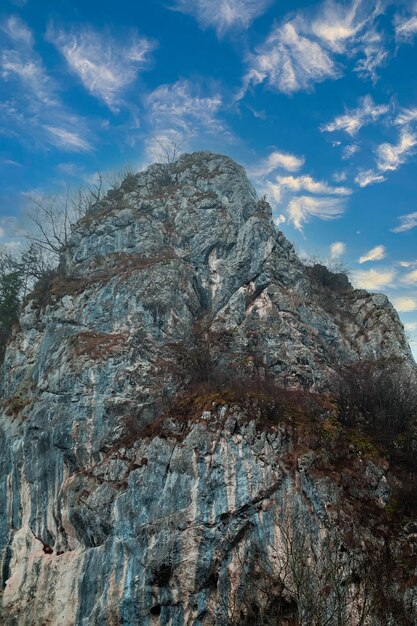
[152,135,185,164]
[25,174,104,259]
[302,252,351,276]
[208,503,382,626]
[26,189,74,255]
[73,172,103,215]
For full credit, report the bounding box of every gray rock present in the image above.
[0,152,414,624]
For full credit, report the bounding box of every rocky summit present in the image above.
[0,152,416,625]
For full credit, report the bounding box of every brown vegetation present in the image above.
[26,250,179,309]
[70,331,128,360]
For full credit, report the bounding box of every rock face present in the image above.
[0,152,414,625]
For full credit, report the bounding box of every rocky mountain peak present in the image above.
[62,151,281,312]
[0,152,415,625]
[56,151,411,384]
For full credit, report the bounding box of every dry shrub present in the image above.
[71,331,127,360]
[334,359,417,446]
[4,393,31,417]
[164,319,327,428]
[305,262,351,291]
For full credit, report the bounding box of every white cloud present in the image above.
[392,211,417,233]
[342,144,360,160]
[287,195,346,230]
[402,269,417,284]
[330,241,346,256]
[143,80,229,162]
[376,130,417,172]
[393,297,417,313]
[359,244,386,263]
[405,322,417,332]
[48,25,155,111]
[242,20,338,96]
[1,17,56,106]
[322,95,389,136]
[352,268,395,290]
[274,214,286,226]
[173,0,273,36]
[251,149,349,230]
[275,174,351,196]
[354,27,387,81]
[395,6,417,43]
[249,150,305,178]
[262,180,284,204]
[260,172,350,206]
[240,1,388,98]
[355,169,385,187]
[146,80,223,134]
[1,158,22,167]
[1,15,32,46]
[0,16,92,152]
[333,170,347,182]
[395,107,417,127]
[310,0,382,52]
[43,125,91,152]
[311,0,387,81]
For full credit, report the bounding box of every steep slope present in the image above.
[0,152,415,625]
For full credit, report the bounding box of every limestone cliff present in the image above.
[0,153,415,625]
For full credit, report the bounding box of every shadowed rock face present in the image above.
[0,152,414,625]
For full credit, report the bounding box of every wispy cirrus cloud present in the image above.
[376,130,417,172]
[391,211,417,233]
[0,16,92,152]
[324,99,417,180]
[322,95,389,136]
[43,125,91,152]
[354,27,388,81]
[250,149,349,230]
[146,79,224,134]
[47,25,156,111]
[262,173,350,208]
[355,169,385,187]
[273,174,351,197]
[1,14,32,45]
[402,269,417,284]
[249,150,305,178]
[358,244,386,263]
[342,144,360,159]
[394,4,417,43]
[287,195,346,231]
[1,16,56,106]
[241,21,338,96]
[143,79,229,161]
[395,107,417,127]
[172,0,273,36]
[240,0,388,98]
[352,267,395,290]
[393,296,417,312]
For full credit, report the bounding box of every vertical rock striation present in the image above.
[0,152,414,624]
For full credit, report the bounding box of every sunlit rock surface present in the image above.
[0,153,414,624]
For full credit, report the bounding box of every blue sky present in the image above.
[1,0,417,356]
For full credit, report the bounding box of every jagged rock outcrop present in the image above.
[0,152,415,625]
